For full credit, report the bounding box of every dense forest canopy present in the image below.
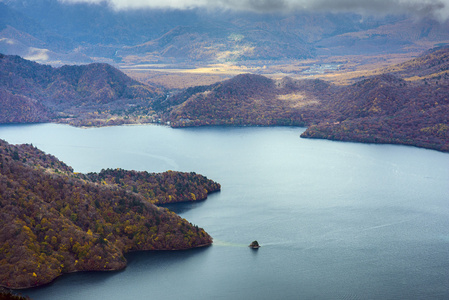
[0,53,162,126]
[0,46,448,152]
[0,139,220,289]
[162,46,449,152]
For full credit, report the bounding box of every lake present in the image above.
[1,124,448,300]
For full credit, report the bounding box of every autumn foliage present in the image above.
[164,74,334,127]
[86,168,220,205]
[1,46,449,151]
[163,47,449,152]
[301,73,449,152]
[0,139,219,289]
[0,53,161,126]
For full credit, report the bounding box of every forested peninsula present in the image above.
[0,139,220,289]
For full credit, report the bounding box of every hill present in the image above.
[302,73,449,152]
[0,139,220,289]
[162,47,449,152]
[0,54,162,126]
[1,47,448,152]
[0,89,51,123]
[163,74,336,127]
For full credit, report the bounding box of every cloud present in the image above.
[59,0,449,20]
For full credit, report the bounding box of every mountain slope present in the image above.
[0,89,51,123]
[0,139,219,289]
[0,54,160,106]
[163,47,449,152]
[0,54,161,125]
[165,74,329,126]
[2,0,449,65]
[315,18,449,56]
[302,73,449,151]
[381,45,449,79]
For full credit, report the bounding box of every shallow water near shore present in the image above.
[1,124,448,300]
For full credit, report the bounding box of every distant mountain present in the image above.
[0,1,88,64]
[315,18,449,56]
[0,53,161,125]
[1,47,448,151]
[380,45,449,78]
[118,21,313,62]
[1,0,448,65]
[161,73,334,126]
[162,47,449,152]
[0,139,219,289]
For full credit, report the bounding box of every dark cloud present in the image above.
[60,0,449,20]
[307,0,446,15]
[220,0,290,12]
[222,0,448,20]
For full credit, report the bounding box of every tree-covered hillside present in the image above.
[0,139,219,289]
[0,54,161,126]
[162,47,449,152]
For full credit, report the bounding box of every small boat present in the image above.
[249,240,260,249]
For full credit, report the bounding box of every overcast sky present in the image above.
[60,0,449,20]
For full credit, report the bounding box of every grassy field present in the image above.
[121,52,422,89]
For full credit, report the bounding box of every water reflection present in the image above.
[1,124,448,300]
[125,246,211,267]
[159,199,208,214]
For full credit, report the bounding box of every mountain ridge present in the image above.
[2,0,449,65]
[0,53,161,125]
[162,47,449,152]
[1,47,448,152]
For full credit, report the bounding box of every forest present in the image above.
[162,47,449,152]
[0,53,161,126]
[1,46,448,152]
[0,288,29,300]
[0,139,220,289]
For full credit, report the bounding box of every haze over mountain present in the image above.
[1,0,448,65]
[60,0,448,16]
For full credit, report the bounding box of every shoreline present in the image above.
[7,243,213,291]
[1,120,447,154]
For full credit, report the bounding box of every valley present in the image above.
[122,51,424,89]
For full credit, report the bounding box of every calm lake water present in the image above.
[1,124,449,300]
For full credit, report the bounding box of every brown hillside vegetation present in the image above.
[303,73,449,152]
[0,139,219,289]
[163,47,449,152]
[165,74,336,127]
[0,54,162,126]
[381,45,449,79]
[0,89,51,124]
[86,169,221,205]
[0,288,29,300]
